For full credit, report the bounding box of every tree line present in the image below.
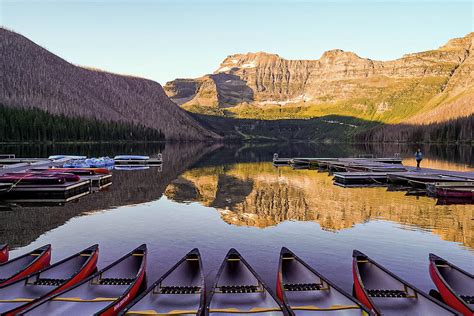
[0,105,165,142]
[354,114,473,144]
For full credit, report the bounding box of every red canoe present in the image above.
[21,244,147,315]
[277,247,372,315]
[352,250,458,315]
[206,248,289,315]
[429,253,473,316]
[0,245,99,315]
[0,245,8,263]
[120,248,205,316]
[0,245,51,287]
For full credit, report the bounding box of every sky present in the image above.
[1,0,473,84]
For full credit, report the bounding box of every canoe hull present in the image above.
[0,245,51,287]
[121,248,205,316]
[429,255,473,316]
[102,266,146,316]
[352,259,377,314]
[0,245,8,263]
[4,246,99,316]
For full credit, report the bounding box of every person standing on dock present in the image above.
[415,148,423,168]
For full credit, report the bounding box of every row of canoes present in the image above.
[0,245,471,315]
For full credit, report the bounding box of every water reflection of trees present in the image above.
[0,143,222,248]
[1,143,472,248]
[165,163,473,249]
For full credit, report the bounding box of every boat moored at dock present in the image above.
[121,248,205,316]
[206,248,289,315]
[0,244,99,315]
[0,245,8,264]
[277,247,372,315]
[21,244,147,316]
[429,253,473,315]
[352,250,459,315]
[0,245,51,287]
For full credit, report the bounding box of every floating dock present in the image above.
[273,154,474,203]
[2,180,91,203]
[0,156,115,204]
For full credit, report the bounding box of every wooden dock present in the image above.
[2,179,91,202]
[273,154,474,202]
[0,156,115,203]
[333,166,474,188]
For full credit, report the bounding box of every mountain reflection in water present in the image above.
[165,161,473,249]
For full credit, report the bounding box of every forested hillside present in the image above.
[0,28,220,141]
[0,105,164,142]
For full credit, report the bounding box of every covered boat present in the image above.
[0,174,65,185]
[0,245,51,287]
[0,245,99,315]
[21,244,147,315]
[206,248,289,315]
[32,168,110,175]
[5,172,80,182]
[277,248,371,315]
[0,245,8,263]
[429,253,473,315]
[436,187,474,199]
[121,248,205,315]
[352,250,458,315]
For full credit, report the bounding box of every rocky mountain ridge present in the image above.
[165,33,474,124]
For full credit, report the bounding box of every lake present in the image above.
[1,142,472,298]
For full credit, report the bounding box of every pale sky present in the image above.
[1,0,473,84]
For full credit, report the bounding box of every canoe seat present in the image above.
[460,295,474,304]
[284,283,323,291]
[98,278,135,285]
[367,289,408,298]
[160,286,201,294]
[33,278,67,286]
[219,285,259,293]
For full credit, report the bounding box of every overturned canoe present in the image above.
[0,245,51,287]
[0,245,8,263]
[429,253,473,315]
[21,244,147,315]
[114,156,149,161]
[121,248,205,315]
[352,250,458,315]
[0,244,98,315]
[206,248,289,315]
[277,248,371,315]
[48,155,87,160]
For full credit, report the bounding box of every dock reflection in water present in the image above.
[165,162,473,249]
[1,143,473,299]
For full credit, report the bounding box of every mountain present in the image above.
[0,28,220,141]
[165,33,474,124]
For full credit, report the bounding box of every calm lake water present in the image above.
[1,142,473,297]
